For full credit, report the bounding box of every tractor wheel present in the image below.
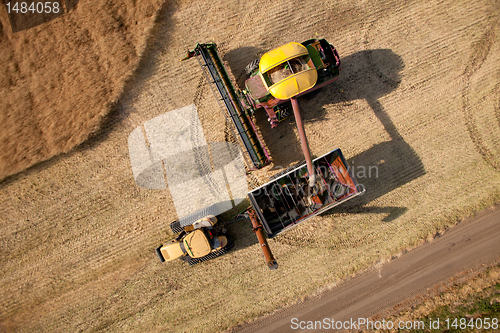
[301,39,316,47]
[170,220,184,234]
[245,59,259,76]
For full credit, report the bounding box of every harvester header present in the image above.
[183,43,271,169]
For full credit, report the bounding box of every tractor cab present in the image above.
[182,228,227,258]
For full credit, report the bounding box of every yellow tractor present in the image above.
[155,215,232,265]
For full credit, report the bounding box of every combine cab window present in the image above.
[267,57,309,85]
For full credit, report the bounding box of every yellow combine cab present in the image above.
[244,39,341,127]
[258,42,318,100]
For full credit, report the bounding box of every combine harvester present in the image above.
[157,39,363,270]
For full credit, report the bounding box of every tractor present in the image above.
[155,215,233,265]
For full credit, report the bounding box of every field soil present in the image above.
[0,0,164,180]
[1,0,500,332]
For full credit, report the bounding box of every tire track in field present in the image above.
[462,12,500,171]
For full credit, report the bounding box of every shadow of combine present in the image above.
[324,49,426,221]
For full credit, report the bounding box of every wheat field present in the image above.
[1,0,499,332]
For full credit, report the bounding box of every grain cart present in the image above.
[247,148,362,239]
[238,148,363,269]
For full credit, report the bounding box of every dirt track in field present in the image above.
[231,206,500,333]
[1,0,500,332]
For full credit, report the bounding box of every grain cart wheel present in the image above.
[245,59,259,76]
